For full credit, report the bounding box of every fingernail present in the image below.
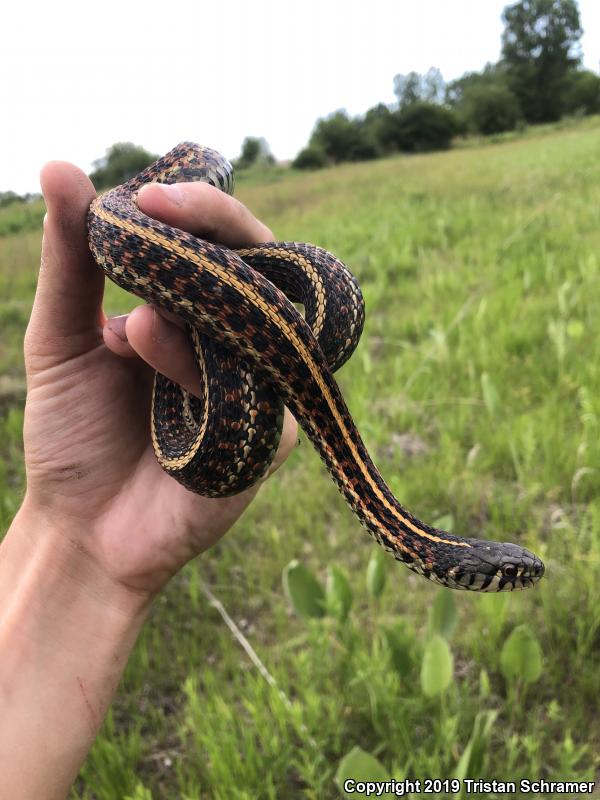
[151,308,175,344]
[145,182,185,207]
[107,314,128,342]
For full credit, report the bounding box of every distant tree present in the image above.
[0,190,41,208]
[310,110,377,163]
[446,63,507,104]
[391,102,458,152]
[0,190,21,208]
[394,68,445,108]
[563,69,600,115]
[501,0,583,122]
[235,137,275,169]
[239,137,261,166]
[90,143,158,190]
[292,145,327,170]
[362,103,397,154]
[394,71,421,107]
[462,84,522,134]
[364,102,393,127]
[447,66,522,134]
[423,67,446,105]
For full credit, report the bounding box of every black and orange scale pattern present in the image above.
[87,143,545,591]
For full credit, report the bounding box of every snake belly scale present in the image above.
[87,142,545,592]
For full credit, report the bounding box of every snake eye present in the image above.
[502,564,518,579]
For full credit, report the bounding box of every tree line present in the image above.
[291,0,597,168]
[2,0,597,201]
[87,0,597,185]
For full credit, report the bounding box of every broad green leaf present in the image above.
[420,635,454,697]
[481,372,500,417]
[326,565,353,622]
[428,589,458,639]
[335,746,391,799]
[382,622,416,677]
[282,560,325,619]
[500,624,543,685]
[366,549,386,598]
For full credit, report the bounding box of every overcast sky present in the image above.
[2,0,599,194]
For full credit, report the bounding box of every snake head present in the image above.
[441,539,545,591]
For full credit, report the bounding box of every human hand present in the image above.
[0,159,300,800]
[21,161,298,600]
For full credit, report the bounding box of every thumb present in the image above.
[25,161,104,372]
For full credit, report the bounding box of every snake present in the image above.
[87,142,545,592]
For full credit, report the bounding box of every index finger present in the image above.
[136,181,273,247]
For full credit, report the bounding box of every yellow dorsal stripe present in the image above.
[237,246,328,340]
[96,205,468,549]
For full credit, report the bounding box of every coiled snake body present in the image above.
[88,143,545,592]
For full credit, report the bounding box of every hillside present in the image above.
[2,119,600,797]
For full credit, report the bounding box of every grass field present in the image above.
[2,119,600,798]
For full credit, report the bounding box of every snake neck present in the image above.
[277,364,468,573]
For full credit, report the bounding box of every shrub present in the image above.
[461,84,521,134]
[391,102,458,153]
[292,146,327,170]
[363,103,397,155]
[235,137,275,170]
[563,70,600,116]
[0,191,21,209]
[310,110,377,164]
[90,143,158,190]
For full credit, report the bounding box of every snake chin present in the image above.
[439,539,545,592]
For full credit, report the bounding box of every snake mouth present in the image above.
[478,559,545,592]
[438,541,545,592]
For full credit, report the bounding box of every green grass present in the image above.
[3,119,600,798]
[0,198,45,237]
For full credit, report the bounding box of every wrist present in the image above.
[0,503,152,800]
[1,499,153,626]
